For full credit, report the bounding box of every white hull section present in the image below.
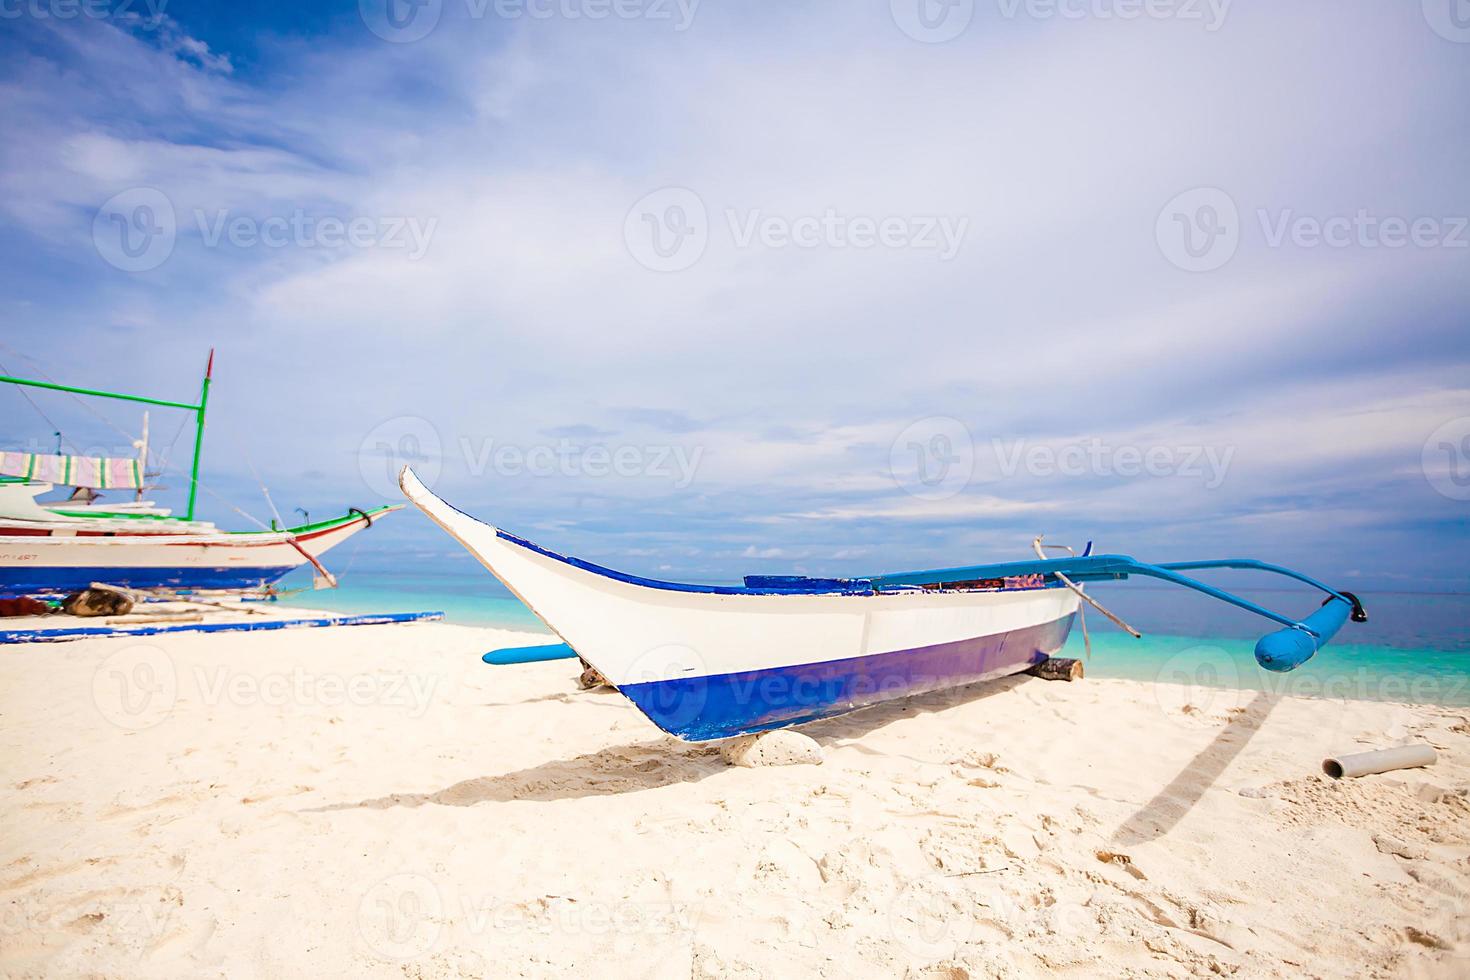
[0,506,399,594]
[401,468,1078,687]
[0,521,372,570]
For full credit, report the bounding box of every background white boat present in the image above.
[0,354,398,596]
[0,480,399,594]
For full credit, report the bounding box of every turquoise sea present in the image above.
[281,558,1470,708]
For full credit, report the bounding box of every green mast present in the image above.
[184,349,213,521]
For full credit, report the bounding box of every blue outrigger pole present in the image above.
[477,545,1366,673]
[866,553,1367,673]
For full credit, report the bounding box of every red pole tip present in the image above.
[205,348,215,379]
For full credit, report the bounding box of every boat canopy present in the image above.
[0,452,143,490]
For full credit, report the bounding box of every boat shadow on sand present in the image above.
[306,675,1032,810]
[1110,689,1277,846]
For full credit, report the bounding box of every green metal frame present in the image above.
[41,503,398,534]
[0,350,213,520]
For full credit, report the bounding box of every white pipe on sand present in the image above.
[1322,744,1437,779]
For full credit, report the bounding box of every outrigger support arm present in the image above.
[866,553,1366,673]
[1155,558,1354,607]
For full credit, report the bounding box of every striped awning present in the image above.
[0,451,143,490]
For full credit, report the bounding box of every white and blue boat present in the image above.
[0,354,399,597]
[400,467,1365,742]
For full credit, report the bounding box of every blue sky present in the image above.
[1,0,1467,591]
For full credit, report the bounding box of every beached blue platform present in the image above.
[0,610,444,644]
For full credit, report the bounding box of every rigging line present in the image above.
[57,382,138,447]
[335,531,368,580]
[192,478,273,532]
[0,341,188,478]
[186,461,303,537]
[0,357,82,455]
[0,347,138,448]
[150,410,191,481]
[245,455,287,529]
[0,339,51,368]
[240,453,339,589]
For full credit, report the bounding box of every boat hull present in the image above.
[619,611,1074,740]
[0,563,299,594]
[400,467,1080,741]
[0,507,394,595]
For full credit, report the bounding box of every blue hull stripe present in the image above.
[619,613,1075,741]
[0,611,445,644]
[0,565,297,596]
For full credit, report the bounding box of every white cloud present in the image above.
[1,3,1467,585]
[767,495,1058,524]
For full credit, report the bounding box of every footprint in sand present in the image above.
[1096,850,1148,881]
[240,785,314,805]
[99,794,190,822]
[13,776,58,791]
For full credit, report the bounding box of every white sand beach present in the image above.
[3,619,1467,978]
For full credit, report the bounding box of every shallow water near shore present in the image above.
[285,566,1470,706]
[1061,633,1470,707]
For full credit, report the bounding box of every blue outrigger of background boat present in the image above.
[484,549,1366,675]
[0,610,444,645]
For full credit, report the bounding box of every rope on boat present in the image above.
[246,455,339,589]
[0,347,142,454]
[1033,535,1142,657]
[191,472,342,590]
[150,409,192,485]
[0,355,80,456]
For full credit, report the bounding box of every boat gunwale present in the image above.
[0,503,401,541]
[494,528,1062,599]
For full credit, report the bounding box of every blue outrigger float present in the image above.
[867,550,1367,675]
[404,468,1367,742]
